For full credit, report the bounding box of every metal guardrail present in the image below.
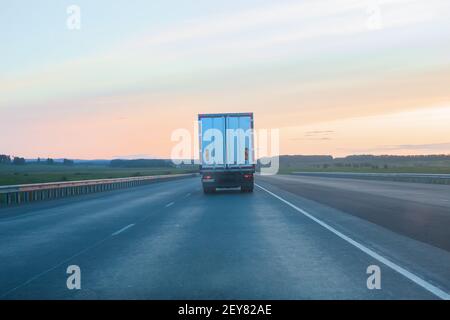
[291,172,450,185]
[0,173,198,206]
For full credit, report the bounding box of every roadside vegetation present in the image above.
[2,153,450,186]
[0,155,198,186]
[259,154,450,175]
[278,166,450,174]
[0,164,197,186]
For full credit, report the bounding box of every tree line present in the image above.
[259,154,450,169]
[0,155,74,166]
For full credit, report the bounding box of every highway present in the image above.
[0,175,449,300]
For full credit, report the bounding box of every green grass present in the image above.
[278,166,450,175]
[0,164,197,186]
[2,164,448,186]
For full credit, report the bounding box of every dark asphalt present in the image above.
[0,176,448,299]
[258,175,450,251]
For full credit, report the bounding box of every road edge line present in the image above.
[111,223,135,236]
[255,183,450,300]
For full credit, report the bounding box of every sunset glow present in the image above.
[1,0,450,159]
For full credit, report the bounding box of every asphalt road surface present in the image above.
[0,176,449,300]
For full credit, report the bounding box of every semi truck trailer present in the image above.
[198,113,255,193]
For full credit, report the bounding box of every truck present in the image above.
[198,113,255,193]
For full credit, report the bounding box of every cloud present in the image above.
[340,142,450,154]
[382,142,450,151]
[305,130,335,136]
[138,0,440,46]
[112,154,163,160]
[1,0,447,108]
[291,130,335,141]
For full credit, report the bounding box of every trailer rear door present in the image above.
[226,115,254,168]
[199,115,226,169]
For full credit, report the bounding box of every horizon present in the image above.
[3,153,450,163]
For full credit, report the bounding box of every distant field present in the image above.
[0,164,197,186]
[278,166,450,175]
[2,164,449,186]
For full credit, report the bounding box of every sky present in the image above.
[1,0,450,159]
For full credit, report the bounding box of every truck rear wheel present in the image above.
[203,187,215,194]
[241,186,254,193]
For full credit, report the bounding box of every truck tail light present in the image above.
[203,175,213,180]
[243,174,253,179]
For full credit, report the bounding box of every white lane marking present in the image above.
[165,202,175,208]
[0,236,111,298]
[111,224,135,236]
[255,183,450,300]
